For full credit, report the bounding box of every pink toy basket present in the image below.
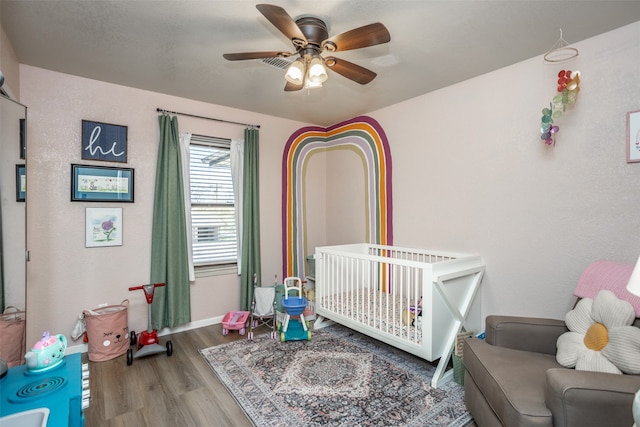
[0,307,26,368]
[83,300,130,362]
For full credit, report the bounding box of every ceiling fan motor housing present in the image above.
[295,16,330,50]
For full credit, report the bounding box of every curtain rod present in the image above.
[156,108,260,129]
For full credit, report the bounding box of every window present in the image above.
[189,135,237,267]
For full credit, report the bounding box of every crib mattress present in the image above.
[320,289,423,344]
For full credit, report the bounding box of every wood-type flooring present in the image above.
[84,324,260,426]
[83,324,477,426]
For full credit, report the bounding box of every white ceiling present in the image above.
[2,1,640,126]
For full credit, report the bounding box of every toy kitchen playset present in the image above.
[0,332,90,427]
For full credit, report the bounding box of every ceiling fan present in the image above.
[223,4,391,91]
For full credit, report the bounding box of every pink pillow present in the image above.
[573,260,640,317]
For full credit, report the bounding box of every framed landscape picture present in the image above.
[16,164,25,202]
[20,118,26,159]
[71,164,134,202]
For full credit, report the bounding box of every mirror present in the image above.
[0,93,27,314]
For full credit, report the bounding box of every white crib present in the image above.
[313,243,485,388]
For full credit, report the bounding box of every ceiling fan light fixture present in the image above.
[307,56,328,84]
[304,80,323,89]
[285,59,305,85]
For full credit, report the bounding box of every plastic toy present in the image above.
[24,332,67,372]
[279,277,311,342]
[221,311,250,336]
[126,283,173,365]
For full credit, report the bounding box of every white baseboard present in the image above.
[66,343,88,355]
[66,315,224,355]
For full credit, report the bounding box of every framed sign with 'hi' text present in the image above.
[81,120,128,163]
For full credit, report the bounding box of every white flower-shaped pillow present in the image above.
[556,290,640,374]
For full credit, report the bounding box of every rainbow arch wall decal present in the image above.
[282,116,393,278]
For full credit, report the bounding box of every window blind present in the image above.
[189,135,237,266]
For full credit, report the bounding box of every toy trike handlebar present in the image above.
[128,283,166,304]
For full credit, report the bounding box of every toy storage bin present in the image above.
[0,307,26,367]
[83,300,130,362]
[306,255,315,278]
[452,354,465,385]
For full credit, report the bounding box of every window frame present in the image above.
[188,134,238,275]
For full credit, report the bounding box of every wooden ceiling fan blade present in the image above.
[325,57,377,85]
[322,23,390,52]
[284,80,304,91]
[223,51,291,61]
[256,4,307,44]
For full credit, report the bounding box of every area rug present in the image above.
[200,324,472,427]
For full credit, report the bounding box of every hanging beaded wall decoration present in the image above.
[540,69,581,146]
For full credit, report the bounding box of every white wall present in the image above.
[20,65,310,347]
[325,148,367,245]
[359,21,640,321]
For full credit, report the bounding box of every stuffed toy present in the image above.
[411,308,422,328]
[402,309,414,326]
[556,290,640,374]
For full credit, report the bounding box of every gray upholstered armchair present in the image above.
[463,260,640,427]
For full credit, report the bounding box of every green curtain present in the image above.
[240,128,261,310]
[150,114,191,329]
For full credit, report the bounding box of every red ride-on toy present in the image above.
[127,283,173,365]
